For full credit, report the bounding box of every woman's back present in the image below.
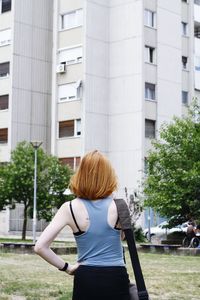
[70,196,124,267]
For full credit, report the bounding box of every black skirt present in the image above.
[72,265,130,300]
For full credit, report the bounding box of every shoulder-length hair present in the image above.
[69,150,118,200]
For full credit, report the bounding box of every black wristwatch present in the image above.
[58,262,69,271]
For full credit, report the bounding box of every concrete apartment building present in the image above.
[0,0,200,236]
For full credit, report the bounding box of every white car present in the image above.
[143,221,183,239]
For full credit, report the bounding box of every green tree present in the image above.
[0,141,73,240]
[144,101,200,226]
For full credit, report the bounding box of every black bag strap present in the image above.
[114,198,150,300]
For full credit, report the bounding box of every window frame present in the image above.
[0,127,8,144]
[145,82,156,101]
[145,119,156,139]
[58,119,81,139]
[58,81,82,103]
[60,8,83,31]
[145,45,155,64]
[58,46,83,66]
[0,94,9,110]
[182,90,188,105]
[0,0,12,14]
[59,156,81,170]
[0,61,10,78]
[144,9,156,28]
[181,22,188,36]
[182,56,188,70]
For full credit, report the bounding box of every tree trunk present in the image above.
[22,203,28,240]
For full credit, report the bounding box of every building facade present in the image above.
[0,0,200,235]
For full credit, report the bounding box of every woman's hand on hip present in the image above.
[66,262,80,275]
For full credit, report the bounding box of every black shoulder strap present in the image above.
[69,201,82,232]
[114,198,150,300]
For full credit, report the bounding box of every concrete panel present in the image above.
[109,149,143,197]
[144,0,157,11]
[0,12,12,30]
[0,111,9,127]
[108,112,143,152]
[0,78,10,94]
[85,74,108,114]
[109,37,142,78]
[182,36,189,57]
[86,38,108,78]
[57,137,82,157]
[32,0,53,30]
[86,1,109,42]
[109,74,143,114]
[110,1,142,42]
[14,0,33,25]
[31,93,48,126]
[182,70,189,90]
[59,0,83,13]
[59,27,83,49]
[182,2,189,22]
[32,60,52,93]
[144,27,157,47]
[0,144,10,162]
[84,112,108,152]
[110,0,137,7]
[57,63,83,85]
[145,63,157,84]
[157,80,182,128]
[12,56,32,90]
[157,44,181,84]
[13,22,32,57]
[157,7,181,48]
[0,45,12,63]
[157,0,181,14]
[58,100,81,121]
[11,88,32,123]
[145,100,157,120]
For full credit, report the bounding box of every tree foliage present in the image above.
[144,100,200,226]
[0,141,73,239]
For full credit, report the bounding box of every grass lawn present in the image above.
[0,251,199,300]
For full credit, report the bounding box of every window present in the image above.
[144,9,156,28]
[145,83,156,100]
[182,91,188,105]
[1,0,11,13]
[195,56,200,71]
[145,46,155,64]
[182,56,188,69]
[58,46,83,65]
[0,29,11,47]
[59,119,81,138]
[61,9,83,30]
[0,128,8,143]
[58,81,82,102]
[59,157,81,170]
[0,62,9,77]
[182,22,188,36]
[194,0,200,5]
[145,119,155,138]
[0,94,8,110]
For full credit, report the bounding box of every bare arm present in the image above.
[34,202,78,274]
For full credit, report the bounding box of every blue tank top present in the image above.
[74,196,125,267]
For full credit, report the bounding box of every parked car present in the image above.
[143,221,183,239]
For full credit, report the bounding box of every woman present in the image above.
[34,150,130,300]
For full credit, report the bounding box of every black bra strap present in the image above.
[69,201,82,232]
[114,216,120,229]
